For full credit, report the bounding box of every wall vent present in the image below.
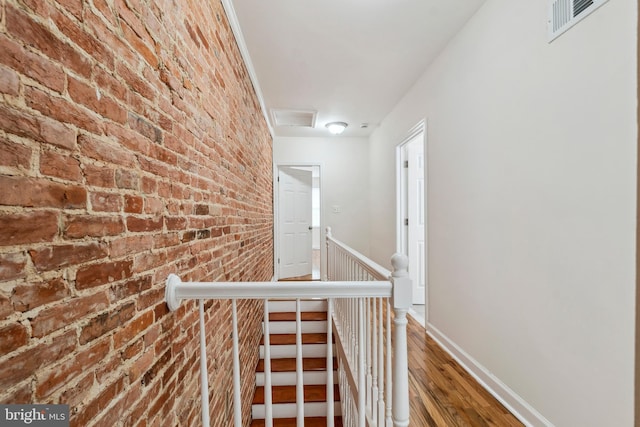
[548,0,609,42]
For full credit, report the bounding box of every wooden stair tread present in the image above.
[250,416,343,427]
[253,384,340,404]
[269,312,327,321]
[261,333,329,345]
[256,357,337,373]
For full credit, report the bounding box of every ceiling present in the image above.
[226,0,487,138]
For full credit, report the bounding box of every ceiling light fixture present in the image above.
[325,121,348,135]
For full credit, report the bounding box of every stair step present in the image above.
[267,320,327,334]
[256,357,337,373]
[261,333,329,345]
[252,401,341,420]
[253,384,340,405]
[267,299,327,313]
[256,371,337,386]
[269,312,327,321]
[250,416,343,427]
[261,343,331,359]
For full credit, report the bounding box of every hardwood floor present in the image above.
[406,315,523,427]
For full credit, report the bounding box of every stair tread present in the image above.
[253,384,340,404]
[269,312,328,321]
[256,357,337,373]
[261,333,329,345]
[250,417,343,427]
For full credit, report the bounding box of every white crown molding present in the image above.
[220,0,275,138]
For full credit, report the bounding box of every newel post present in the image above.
[325,226,332,281]
[391,253,411,427]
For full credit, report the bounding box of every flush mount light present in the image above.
[325,122,348,135]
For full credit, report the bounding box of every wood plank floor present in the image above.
[406,315,523,427]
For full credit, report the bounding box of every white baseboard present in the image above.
[426,323,553,427]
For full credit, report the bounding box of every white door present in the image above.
[278,167,313,279]
[406,135,426,305]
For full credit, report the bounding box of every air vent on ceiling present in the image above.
[270,109,317,128]
[549,0,609,42]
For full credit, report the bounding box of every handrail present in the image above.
[165,278,393,310]
[326,227,390,280]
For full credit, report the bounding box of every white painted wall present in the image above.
[274,136,371,257]
[368,1,637,426]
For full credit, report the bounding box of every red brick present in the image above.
[6,4,91,78]
[133,251,167,273]
[117,64,156,101]
[115,168,140,190]
[76,260,133,290]
[29,241,108,271]
[0,137,31,171]
[25,85,103,135]
[0,103,76,150]
[114,310,154,350]
[5,382,32,404]
[64,214,124,238]
[12,277,70,312]
[124,194,144,213]
[0,251,27,281]
[72,376,126,426]
[127,216,163,232]
[90,191,123,212]
[60,372,94,408]
[144,196,164,214]
[0,322,29,354]
[120,20,158,69]
[0,175,86,208]
[0,293,12,320]
[31,292,109,337]
[0,330,76,388]
[0,34,65,93]
[83,163,115,188]
[0,210,58,247]
[130,350,156,390]
[79,133,137,168]
[68,76,127,124]
[80,301,135,344]
[109,234,153,258]
[0,64,19,96]
[40,149,82,181]
[48,5,115,69]
[36,338,111,399]
[109,275,152,302]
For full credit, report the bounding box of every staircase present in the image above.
[250,299,343,427]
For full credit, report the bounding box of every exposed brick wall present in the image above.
[0,0,273,426]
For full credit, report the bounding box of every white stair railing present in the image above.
[164,229,411,427]
[326,227,411,427]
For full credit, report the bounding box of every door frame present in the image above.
[274,163,324,281]
[395,120,428,313]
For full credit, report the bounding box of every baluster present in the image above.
[327,298,335,427]
[357,298,365,427]
[372,297,379,427]
[296,298,304,427]
[366,296,372,417]
[232,299,242,427]
[198,300,210,426]
[385,298,392,426]
[263,299,273,427]
[377,297,385,425]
